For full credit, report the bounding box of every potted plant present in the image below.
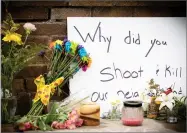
[1,12,44,124]
[155,85,186,123]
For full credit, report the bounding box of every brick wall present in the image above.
[1,1,186,115]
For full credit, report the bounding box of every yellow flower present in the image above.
[55,40,63,45]
[2,32,23,45]
[111,99,121,106]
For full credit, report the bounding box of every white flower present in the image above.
[156,93,175,111]
[139,90,151,103]
[108,96,121,106]
[23,23,36,31]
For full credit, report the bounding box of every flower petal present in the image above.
[159,102,166,110]
[165,101,174,111]
[167,92,174,101]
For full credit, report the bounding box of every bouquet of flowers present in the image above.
[155,85,187,121]
[16,38,92,131]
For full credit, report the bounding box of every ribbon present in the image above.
[33,75,64,106]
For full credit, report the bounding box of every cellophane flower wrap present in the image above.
[16,38,92,131]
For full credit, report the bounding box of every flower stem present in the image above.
[23,34,29,46]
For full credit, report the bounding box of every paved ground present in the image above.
[25,118,186,132]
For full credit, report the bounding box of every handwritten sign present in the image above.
[68,17,186,115]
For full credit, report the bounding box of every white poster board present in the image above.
[68,17,186,115]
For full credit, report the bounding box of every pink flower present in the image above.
[55,123,60,129]
[64,120,76,129]
[24,122,31,129]
[71,110,78,115]
[65,120,72,125]
[82,65,88,71]
[75,118,83,127]
[66,123,76,130]
[68,110,79,123]
[51,121,58,128]
[58,122,66,129]
[69,115,79,123]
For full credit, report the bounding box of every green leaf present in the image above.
[45,124,54,131]
[38,118,47,131]
[45,102,59,124]
[33,119,38,127]
[16,116,27,124]
[57,113,68,122]
[10,26,19,32]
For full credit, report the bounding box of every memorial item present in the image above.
[155,85,187,123]
[1,12,43,124]
[146,79,161,119]
[15,39,92,131]
[101,97,121,120]
[147,97,159,119]
[122,101,144,126]
[80,102,100,126]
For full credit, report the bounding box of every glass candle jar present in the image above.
[122,101,144,126]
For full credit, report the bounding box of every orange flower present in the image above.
[49,41,55,49]
[88,58,92,68]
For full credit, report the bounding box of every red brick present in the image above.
[29,50,51,64]
[16,92,31,116]
[25,78,37,92]
[17,22,67,36]
[9,7,48,20]
[26,35,50,45]
[51,8,91,20]
[30,54,51,64]
[51,35,67,42]
[12,79,25,96]
[29,92,36,99]
[9,1,68,7]
[15,64,48,78]
[92,7,133,17]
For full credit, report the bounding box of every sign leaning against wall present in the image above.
[68,17,186,115]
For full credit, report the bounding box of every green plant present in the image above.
[173,96,186,120]
[1,12,45,123]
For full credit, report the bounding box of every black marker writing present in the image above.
[100,63,144,82]
[145,39,167,57]
[124,31,140,45]
[91,92,108,102]
[74,22,112,53]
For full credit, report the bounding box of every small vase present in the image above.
[166,108,178,123]
[147,97,159,119]
[108,107,121,121]
[47,100,60,113]
[1,96,17,123]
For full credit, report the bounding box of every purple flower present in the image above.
[77,45,84,50]
[63,37,68,45]
[38,50,45,57]
[82,65,88,72]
